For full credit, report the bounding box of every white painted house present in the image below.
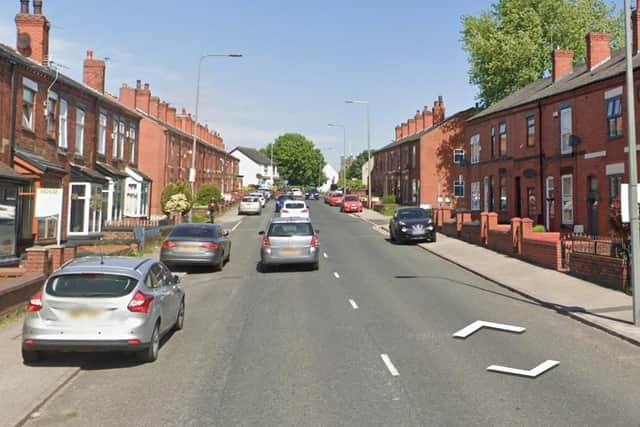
[229,147,279,188]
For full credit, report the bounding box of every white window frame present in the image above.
[453,149,465,164]
[471,181,481,211]
[129,123,137,163]
[75,107,85,155]
[46,91,58,137]
[118,120,126,159]
[470,134,480,164]
[561,174,573,225]
[560,107,572,155]
[98,112,107,155]
[22,86,36,130]
[112,117,119,158]
[453,175,464,198]
[58,99,68,148]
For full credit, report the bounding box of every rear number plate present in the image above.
[69,308,101,318]
[280,248,300,255]
[177,246,200,253]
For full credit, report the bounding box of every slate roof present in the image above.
[0,162,30,182]
[70,163,107,183]
[96,161,128,178]
[470,47,639,121]
[14,146,65,173]
[230,147,275,166]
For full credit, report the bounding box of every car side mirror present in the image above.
[258,230,265,235]
[223,230,230,237]
[315,229,320,234]
[173,274,180,284]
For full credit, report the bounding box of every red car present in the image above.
[341,194,363,213]
[328,192,344,207]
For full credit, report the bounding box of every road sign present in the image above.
[487,360,560,378]
[452,320,526,339]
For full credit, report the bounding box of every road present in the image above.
[20,200,640,427]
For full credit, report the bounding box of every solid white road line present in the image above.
[333,272,340,279]
[349,299,359,310]
[381,354,400,376]
[323,252,328,258]
[231,220,243,232]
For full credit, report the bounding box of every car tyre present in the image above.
[312,262,319,271]
[260,262,270,273]
[138,323,160,363]
[22,347,40,363]
[389,228,396,243]
[216,254,224,271]
[174,300,185,331]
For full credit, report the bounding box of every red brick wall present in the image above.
[459,224,482,245]
[521,237,562,270]
[487,228,514,254]
[441,221,458,238]
[569,252,628,290]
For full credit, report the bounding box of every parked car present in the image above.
[305,188,320,200]
[259,217,319,272]
[280,200,310,218]
[388,207,436,243]
[275,194,294,213]
[238,196,262,215]
[160,223,231,271]
[290,188,304,198]
[328,192,344,207]
[341,194,363,213]
[22,257,185,363]
[258,188,273,200]
[249,192,266,208]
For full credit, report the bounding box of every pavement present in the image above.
[354,208,640,346]
[1,201,639,426]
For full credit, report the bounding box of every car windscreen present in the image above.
[397,209,428,219]
[284,202,306,209]
[242,197,258,202]
[170,225,217,239]
[345,196,359,201]
[278,195,293,201]
[268,222,314,237]
[46,274,138,298]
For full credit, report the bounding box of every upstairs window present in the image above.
[499,122,507,156]
[58,99,68,149]
[112,118,118,158]
[606,96,623,138]
[75,108,85,155]
[98,112,107,155]
[118,120,126,159]
[560,107,573,154]
[453,149,465,164]
[490,126,496,159]
[129,123,137,163]
[470,134,480,164]
[526,115,535,146]
[453,175,464,198]
[22,87,36,130]
[46,94,57,137]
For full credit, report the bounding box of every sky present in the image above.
[0,0,626,170]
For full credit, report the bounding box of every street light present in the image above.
[189,53,242,219]
[345,99,371,207]
[328,124,347,192]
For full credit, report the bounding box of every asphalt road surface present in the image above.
[20,200,640,427]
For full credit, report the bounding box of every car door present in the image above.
[160,263,180,323]
[149,263,172,333]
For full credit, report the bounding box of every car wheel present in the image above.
[260,262,270,273]
[312,262,319,271]
[390,228,396,242]
[226,244,231,262]
[216,254,224,271]
[22,347,40,363]
[138,323,160,363]
[174,300,185,331]
[432,234,437,243]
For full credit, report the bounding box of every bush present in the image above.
[532,225,546,232]
[381,206,397,216]
[381,195,397,204]
[196,184,222,205]
[191,214,209,223]
[161,182,193,214]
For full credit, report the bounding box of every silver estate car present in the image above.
[238,195,262,215]
[259,217,319,272]
[160,223,231,271]
[22,257,185,364]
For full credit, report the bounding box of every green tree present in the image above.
[160,182,193,214]
[261,133,326,186]
[346,150,375,180]
[195,184,222,205]
[461,0,623,107]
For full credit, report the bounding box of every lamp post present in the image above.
[189,53,242,220]
[345,100,371,207]
[328,124,347,192]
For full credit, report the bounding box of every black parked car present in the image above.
[305,188,320,200]
[389,207,436,244]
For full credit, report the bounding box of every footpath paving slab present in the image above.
[353,209,640,346]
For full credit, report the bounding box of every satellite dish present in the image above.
[17,33,30,50]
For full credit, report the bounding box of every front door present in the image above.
[545,176,554,231]
[587,176,599,235]
[483,176,489,211]
[515,177,522,218]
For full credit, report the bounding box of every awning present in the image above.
[14,147,65,174]
[126,166,152,182]
[70,164,107,184]
[96,161,128,178]
[0,162,31,183]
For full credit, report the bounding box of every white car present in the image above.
[238,196,262,215]
[280,200,309,218]
[290,188,304,198]
[250,192,266,208]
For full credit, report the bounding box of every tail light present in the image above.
[310,235,319,248]
[201,242,219,250]
[301,209,308,213]
[27,291,43,312]
[162,241,176,249]
[128,291,154,313]
[281,209,289,213]
[262,235,271,248]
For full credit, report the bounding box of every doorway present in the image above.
[515,177,522,218]
[587,176,599,235]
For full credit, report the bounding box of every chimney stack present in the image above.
[586,32,611,71]
[83,50,106,93]
[135,81,151,113]
[395,125,402,140]
[415,110,424,132]
[167,106,177,127]
[158,101,168,122]
[15,0,51,65]
[422,106,433,129]
[552,49,574,82]
[119,83,136,109]
[432,96,445,125]
[633,9,640,54]
[408,118,416,135]
[401,121,409,138]
[149,96,160,117]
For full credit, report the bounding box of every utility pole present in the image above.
[624,0,640,326]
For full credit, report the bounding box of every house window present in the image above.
[527,187,537,218]
[112,118,119,158]
[75,108,85,155]
[129,123,137,163]
[499,122,507,156]
[46,95,57,137]
[560,107,572,154]
[453,175,464,198]
[606,96,623,138]
[561,174,573,225]
[58,99,68,148]
[411,145,416,169]
[470,134,480,164]
[526,115,535,146]
[608,174,623,208]
[471,181,481,211]
[119,120,126,159]
[22,87,36,130]
[499,170,508,211]
[69,183,87,233]
[490,126,496,159]
[98,112,107,155]
[453,149,465,164]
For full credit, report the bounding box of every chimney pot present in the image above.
[144,83,149,91]
[33,0,42,15]
[86,50,93,59]
[136,80,141,89]
[20,0,29,14]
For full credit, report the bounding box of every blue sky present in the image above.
[0,0,625,170]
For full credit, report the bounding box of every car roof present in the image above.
[54,256,155,279]
[270,216,311,224]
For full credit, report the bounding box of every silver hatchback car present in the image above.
[22,257,185,364]
[259,217,319,272]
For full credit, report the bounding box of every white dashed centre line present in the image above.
[349,299,359,310]
[231,220,243,232]
[381,354,400,376]
[333,272,340,279]
[323,252,328,258]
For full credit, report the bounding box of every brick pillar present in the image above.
[521,218,534,238]
[63,246,77,263]
[511,218,522,254]
[25,247,50,275]
[49,246,64,271]
[486,212,498,246]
